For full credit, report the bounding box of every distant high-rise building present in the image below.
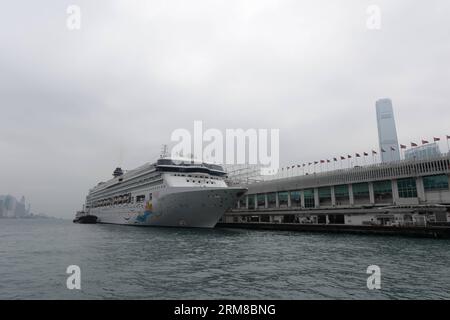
[405,143,441,161]
[376,99,400,163]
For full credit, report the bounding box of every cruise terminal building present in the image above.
[223,154,450,229]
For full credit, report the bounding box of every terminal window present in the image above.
[423,174,449,191]
[373,180,393,203]
[248,196,255,209]
[257,194,266,207]
[239,196,246,208]
[290,191,301,207]
[334,185,349,205]
[353,183,370,200]
[397,178,417,198]
[267,193,277,208]
[318,187,332,206]
[303,189,315,208]
[278,192,289,207]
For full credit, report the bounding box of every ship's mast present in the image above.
[160,144,169,158]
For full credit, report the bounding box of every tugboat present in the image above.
[73,210,97,224]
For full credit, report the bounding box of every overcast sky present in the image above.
[1,0,450,218]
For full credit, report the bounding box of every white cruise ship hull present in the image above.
[91,187,245,228]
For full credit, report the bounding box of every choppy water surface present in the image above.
[0,219,449,299]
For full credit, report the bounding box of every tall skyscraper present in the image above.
[376,99,400,163]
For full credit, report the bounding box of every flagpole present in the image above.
[447,137,450,154]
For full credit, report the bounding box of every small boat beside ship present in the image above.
[73,211,97,224]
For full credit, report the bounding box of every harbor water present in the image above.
[1,218,449,299]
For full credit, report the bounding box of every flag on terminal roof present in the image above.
[308,162,312,165]
[434,137,440,142]
[314,161,318,164]
[320,160,325,163]
[400,144,407,149]
[347,155,352,158]
[447,135,450,139]
[327,159,330,163]
[381,148,386,152]
[355,153,361,157]
[411,142,418,147]
[422,139,429,144]
[372,150,377,155]
[390,146,396,151]
[363,152,368,156]
[292,165,295,168]
[334,157,338,161]
[340,156,345,160]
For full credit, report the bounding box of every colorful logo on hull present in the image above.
[135,201,160,223]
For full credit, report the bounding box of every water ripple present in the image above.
[0,219,450,299]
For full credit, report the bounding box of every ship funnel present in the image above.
[113,167,123,177]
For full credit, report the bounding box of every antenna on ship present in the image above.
[160,144,169,158]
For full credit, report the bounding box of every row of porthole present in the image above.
[186,179,217,184]
[174,173,220,180]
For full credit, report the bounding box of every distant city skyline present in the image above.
[0,195,30,218]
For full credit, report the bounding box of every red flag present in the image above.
[372,150,377,155]
[400,144,406,149]
[411,142,417,147]
[355,153,361,157]
[363,152,368,156]
[422,139,429,144]
[433,137,440,142]
[320,160,325,163]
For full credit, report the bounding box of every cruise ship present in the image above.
[78,158,247,228]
